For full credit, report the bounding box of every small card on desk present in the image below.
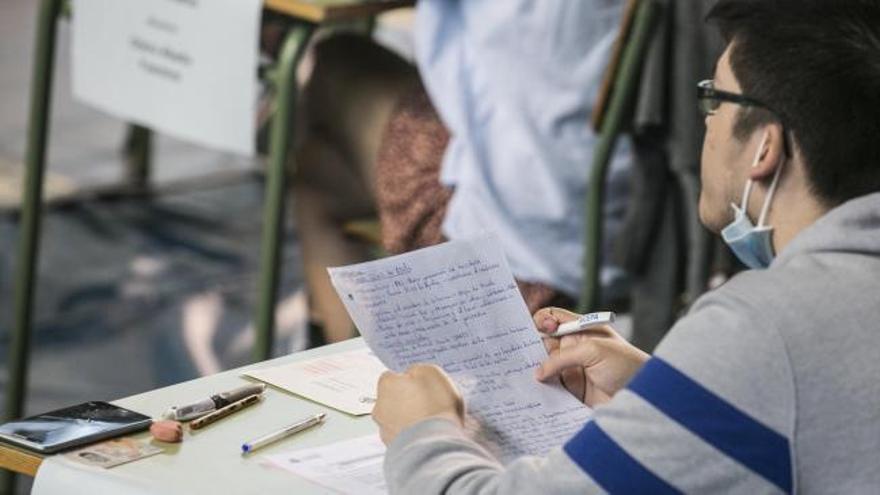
[244,348,387,416]
[65,438,162,469]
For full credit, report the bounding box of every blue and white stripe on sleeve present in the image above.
[563,358,793,494]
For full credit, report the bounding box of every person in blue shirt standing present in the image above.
[292,1,632,345]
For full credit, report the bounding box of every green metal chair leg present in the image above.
[579,0,661,313]
[4,0,63,490]
[124,124,153,191]
[254,24,315,362]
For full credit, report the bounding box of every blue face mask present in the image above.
[720,133,784,269]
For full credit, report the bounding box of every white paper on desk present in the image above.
[244,348,388,416]
[328,234,592,463]
[72,0,261,155]
[265,434,388,495]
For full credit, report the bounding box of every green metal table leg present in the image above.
[7,0,62,423]
[579,0,660,313]
[125,124,153,191]
[4,0,63,489]
[254,24,314,362]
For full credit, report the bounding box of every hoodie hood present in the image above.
[774,192,880,267]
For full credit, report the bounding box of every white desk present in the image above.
[32,338,376,495]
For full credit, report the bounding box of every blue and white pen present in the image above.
[546,311,616,338]
[241,413,326,454]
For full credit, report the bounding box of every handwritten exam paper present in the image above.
[244,348,387,416]
[266,434,388,495]
[328,235,591,463]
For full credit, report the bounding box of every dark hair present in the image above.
[707,0,880,206]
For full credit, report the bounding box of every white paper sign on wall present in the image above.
[72,0,262,156]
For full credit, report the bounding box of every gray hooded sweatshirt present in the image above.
[384,192,880,494]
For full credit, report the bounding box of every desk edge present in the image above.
[264,0,413,23]
[0,443,43,477]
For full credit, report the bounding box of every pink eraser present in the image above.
[150,420,183,443]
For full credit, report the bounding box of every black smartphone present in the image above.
[0,401,152,454]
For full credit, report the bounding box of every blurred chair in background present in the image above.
[6,0,410,476]
[611,0,726,351]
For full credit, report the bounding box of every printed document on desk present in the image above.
[328,234,591,463]
[265,434,387,495]
[244,348,387,416]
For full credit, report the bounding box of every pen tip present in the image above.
[241,445,249,453]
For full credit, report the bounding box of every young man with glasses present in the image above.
[370,0,880,492]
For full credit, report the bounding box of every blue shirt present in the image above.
[414,0,632,296]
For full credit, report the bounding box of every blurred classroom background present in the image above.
[0,0,722,469]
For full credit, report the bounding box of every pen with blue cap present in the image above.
[241,412,326,454]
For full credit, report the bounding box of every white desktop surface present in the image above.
[33,338,376,495]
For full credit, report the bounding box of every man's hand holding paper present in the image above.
[373,364,465,445]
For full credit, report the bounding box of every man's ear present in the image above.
[748,124,785,181]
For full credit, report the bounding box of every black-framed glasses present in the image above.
[697,79,769,116]
[697,79,791,156]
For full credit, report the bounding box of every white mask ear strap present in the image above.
[740,180,754,211]
[739,132,770,211]
[757,159,784,227]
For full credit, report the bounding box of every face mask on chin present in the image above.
[720,132,784,270]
